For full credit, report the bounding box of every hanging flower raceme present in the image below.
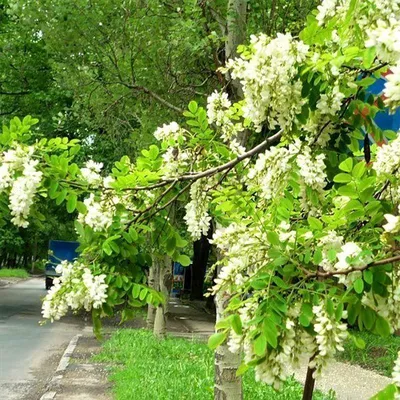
[42,260,108,322]
[0,145,43,227]
[222,33,309,132]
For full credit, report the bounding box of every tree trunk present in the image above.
[302,365,316,400]
[190,224,213,300]
[147,255,160,330]
[154,255,173,339]
[214,265,243,400]
[31,233,38,274]
[226,0,248,100]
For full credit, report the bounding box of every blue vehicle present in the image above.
[45,240,80,290]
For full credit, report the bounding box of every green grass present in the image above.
[94,329,335,400]
[0,268,29,278]
[336,329,400,377]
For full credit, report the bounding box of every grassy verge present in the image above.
[336,329,400,377]
[94,329,335,400]
[0,268,29,278]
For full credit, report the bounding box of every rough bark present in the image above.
[226,0,248,100]
[214,264,243,400]
[146,255,160,330]
[154,255,173,339]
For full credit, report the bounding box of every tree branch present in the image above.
[119,129,283,191]
[305,254,400,279]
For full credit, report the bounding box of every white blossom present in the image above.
[42,261,108,322]
[207,91,231,126]
[153,122,183,142]
[383,213,400,233]
[316,84,345,116]
[223,33,309,132]
[78,193,113,232]
[184,179,211,240]
[384,63,400,110]
[80,160,103,186]
[311,303,348,376]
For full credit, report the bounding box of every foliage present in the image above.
[0,268,29,278]
[93,329,334,400]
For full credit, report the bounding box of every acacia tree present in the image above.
[2,1,400,399]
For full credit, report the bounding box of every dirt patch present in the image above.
[369,346,388,358]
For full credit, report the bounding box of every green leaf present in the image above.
[208,332,227,350]
[308,216,323,230]
[188,101,198,114]
[351,335,366,350]
[66,193,77,213]
[339,158,353,173]
[363,269,373,284]
[334,173,352,183]
[231,314,242,335]
[370,384,397,400]
[267,231,280,246]
[352,162,366,178]
[375,316,391,337]
[132,284,140,298]
[354,278,364,294]
[139,288,148,301]
[236,363,249,377]
[263,321,278,349]
[102,242,112,256]
[254,334,267,356]
[177,254,191,266]
[166,236,176,254]
[313,248,323,265]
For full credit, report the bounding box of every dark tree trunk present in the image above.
[190,224,213,300]
[302,363,316,400]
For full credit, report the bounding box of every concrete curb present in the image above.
[39,334,82,400]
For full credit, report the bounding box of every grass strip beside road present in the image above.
[94,329,335,400]
[0,268,29,278]
[337,329,400,377]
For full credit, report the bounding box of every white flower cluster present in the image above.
[366,18,400,64]
[211,222,269,293]
[297,147,327,192]
[247,145,295,200]
[161,147,190,178]
[238,301,315,390]
[316,0,350,26]
[373,137,400,202]
[224,33,309,132]
[316,84,345,116]
[78,193,113,232]
[0,145,43,227]
[383,211,400,233]
[80,160,103,186]
[310,303,348,376]
[42,260,108,322]
[153,121,184,142]
[184,179,212,240]
[374,136,400,176]
[207,91,231,126]
[383,64,400,111]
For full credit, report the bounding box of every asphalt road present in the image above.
[0,278,85,400]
